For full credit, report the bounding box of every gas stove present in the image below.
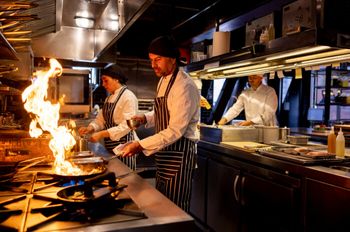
[0,166,146,232]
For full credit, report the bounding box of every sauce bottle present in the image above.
[336,128,345,158]
[327,126,336,154]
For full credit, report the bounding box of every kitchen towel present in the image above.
[212,31,230,56]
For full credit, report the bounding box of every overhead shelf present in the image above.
[185,29,350,79]
[0,31,18,60]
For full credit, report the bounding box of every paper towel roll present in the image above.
[212,31,230,56]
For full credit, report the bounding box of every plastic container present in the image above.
[327,126,336,155]
[336,128,345,158]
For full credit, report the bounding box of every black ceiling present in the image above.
[101,0,271,61]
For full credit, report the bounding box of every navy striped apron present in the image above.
[154,69,196,212]
[103,86,136,170]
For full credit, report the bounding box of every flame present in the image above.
[22,58,82,175]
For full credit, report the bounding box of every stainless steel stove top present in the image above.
[0,167,146,232]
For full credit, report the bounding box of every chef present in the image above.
[218,74,278,126]
[78,65,138,170]
[119,35,200,212]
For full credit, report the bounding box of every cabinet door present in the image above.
[240,173,300,232]
[207,160,240,232]
[305,178,350,232]
[190,154,207,223]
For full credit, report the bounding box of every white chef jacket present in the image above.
[89,86,138,141]
[223,84,278,126]
[139,69,200,156]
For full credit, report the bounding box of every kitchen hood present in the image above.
[31,0,151,62]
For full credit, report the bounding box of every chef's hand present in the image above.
[217,118,228,125]
[237,120,254,126]
[78,125,94,135]
[90,130,109,142]
[200,96,211,109]
[121,141,143,157]
[131,114,146,125]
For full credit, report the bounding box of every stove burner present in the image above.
[0,167,146,231]
[0,195,26,231]
[28,194,144,231]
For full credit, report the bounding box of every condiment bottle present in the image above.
[327,126,336,154]
[336,128,345,158]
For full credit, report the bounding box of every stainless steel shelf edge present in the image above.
[0,32,18,61]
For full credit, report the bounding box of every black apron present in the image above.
[154,69,196,212]
[103,86,136,170]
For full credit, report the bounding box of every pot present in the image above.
[262,126,279,144]
[72,137,89,152]
[279,127,290,142]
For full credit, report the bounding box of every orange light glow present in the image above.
[22,58,82,175]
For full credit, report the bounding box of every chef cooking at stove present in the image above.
[217,74,278,126]
[78,65,138,170]
[118,35,200,213]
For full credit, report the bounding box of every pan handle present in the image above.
[84,171,117,187]
[84,172,117,198]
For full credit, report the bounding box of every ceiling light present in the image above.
[223,63,269,74]
[108,20,119,31]
[207,61,252,73]
[285,49,350,63]
[265,46,330,61]
[300,54,350,66]
[74,16,95,29]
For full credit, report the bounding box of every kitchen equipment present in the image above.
[258,148,348,165]
[56,172,126,204]
[287,135,310,145]
[279,127,290,142]
[254,125,264,143]
[69,156,107,174]
[75,137,89,152]
[200,124,258,143]
[38,160,108,180]
[262,126,279,144]
[126,119,141,130]
[0,156,46,182]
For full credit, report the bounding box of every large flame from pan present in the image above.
[22,59,82,175]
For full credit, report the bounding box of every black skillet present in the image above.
[0,156,46,182]
[37,156,108,180]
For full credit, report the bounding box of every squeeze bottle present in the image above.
[327,126,336,154]
[336,128,345,158]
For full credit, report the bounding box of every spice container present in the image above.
[287,135,310,145]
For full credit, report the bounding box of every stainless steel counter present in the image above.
[66,158,196,232]
[199,140,350,189]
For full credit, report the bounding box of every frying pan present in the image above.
[37,156,108,180]
[0,156,46,182]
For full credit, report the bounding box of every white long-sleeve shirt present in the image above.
[89,86,138,141]
[139,70,200,156]
[223,84,278,126]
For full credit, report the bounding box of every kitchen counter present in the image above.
[199,140,350,188]
[62,158,196,232]
[290,127,350,146]
[192,140,350,231]
[88,142,188,231]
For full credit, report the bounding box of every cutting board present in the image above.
[221,141,269,151]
